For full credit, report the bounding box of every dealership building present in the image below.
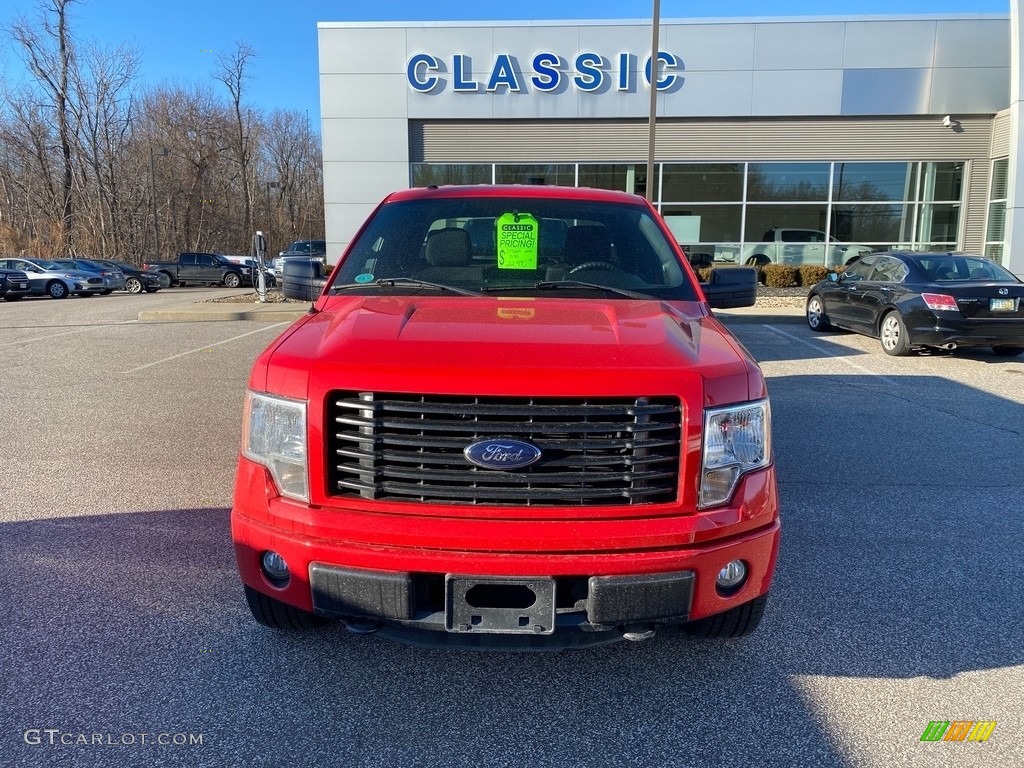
[318,8,1024,275]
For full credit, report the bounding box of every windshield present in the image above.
[329,196,698,301]
[35,260,64,270]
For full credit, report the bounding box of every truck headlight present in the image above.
[699,399,771,508]
[242,391,308,501]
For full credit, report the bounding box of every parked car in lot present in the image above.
[223,255,275,287]
[0,257,107,298]
[271,239,327,278]
[234,184,776,649]
[806,251,1024,356]
[51,258,126,294]
[0,267,32,301]
[143,252,252,288]
[92,259,170,293]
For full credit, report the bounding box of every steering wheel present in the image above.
[568,261,618,274]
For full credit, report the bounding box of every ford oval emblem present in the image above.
[464,438,542,471]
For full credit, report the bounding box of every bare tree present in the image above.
[214,42,258,244]
[8,0,79,254]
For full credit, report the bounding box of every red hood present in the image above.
[262,296,761,406]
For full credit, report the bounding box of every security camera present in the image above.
[942,115,952,127]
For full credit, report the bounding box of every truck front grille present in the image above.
[326,392,681,506]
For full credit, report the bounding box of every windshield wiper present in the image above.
[329,278,482,296]
[526,280,653,300]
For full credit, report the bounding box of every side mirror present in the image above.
[702,266,757,309]
[828,272,839,282]
[281,258,327,301]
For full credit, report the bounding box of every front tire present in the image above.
[806,294,831,331]
[125,277,143,294]
[223,272,242,288]
[4,295,23,302]
[880,311,911,356]
[244,585,326,630]
[992,346,1024,357]
[100,289,113,295]
[47,280,69,299]
[684,593,768,639]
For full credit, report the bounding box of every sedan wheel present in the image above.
[47,280,69,299]
[126,277,143,293]
[991,346,1024,357]
[806,295,830,331]
[879,311,911,356]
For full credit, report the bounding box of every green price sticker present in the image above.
[496,212,539,270]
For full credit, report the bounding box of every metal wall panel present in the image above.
[751,70,843,115]
[841,68,932,114]
[412,117,994,163]
[934,19,1010,68]
[659,23,758,71]
[842,21,937,68]
[929,68,1011,114]
[321,118,410,163]
[752,22,846,70]
[318,27,407,74]
[320,74,409,119]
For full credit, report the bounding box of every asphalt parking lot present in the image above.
[1,290,1022,768]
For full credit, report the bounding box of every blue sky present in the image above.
[0,0,1010,126]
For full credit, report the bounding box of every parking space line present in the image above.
[122,322,290,373]
[0,320,139,347]
[764,324,897,384]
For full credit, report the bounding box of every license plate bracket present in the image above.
[445,576,556,635]
[990,297,1016,312]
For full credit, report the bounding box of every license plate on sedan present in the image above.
[990,298,1017,312]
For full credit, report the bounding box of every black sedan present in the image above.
[93,259,170,293]
[806,252,1024,356]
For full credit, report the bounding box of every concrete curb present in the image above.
[138,302,311,323]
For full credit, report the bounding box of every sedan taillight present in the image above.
[922,293,959,311]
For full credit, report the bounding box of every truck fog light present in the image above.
[261,550,290,586]
[716,560,747,594]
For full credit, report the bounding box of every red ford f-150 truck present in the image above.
[232,184,779,649]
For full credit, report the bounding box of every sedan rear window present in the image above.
[919,256,1018,282]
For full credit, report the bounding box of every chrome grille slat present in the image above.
[326,392,682,506]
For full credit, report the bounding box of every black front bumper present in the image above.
[309,564,694,649]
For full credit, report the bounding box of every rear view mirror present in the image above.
[702,266,757,309]
[281,259,327,302]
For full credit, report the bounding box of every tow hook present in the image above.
[622,625,656,642]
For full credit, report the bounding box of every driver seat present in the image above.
[563,225,614,268]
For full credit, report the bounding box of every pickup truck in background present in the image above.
[142,252,252,288]
[684,228,874,269]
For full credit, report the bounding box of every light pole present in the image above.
[645,0,661,204]
[149,147,168,260]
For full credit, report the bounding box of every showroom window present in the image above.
[410,159,965,265]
